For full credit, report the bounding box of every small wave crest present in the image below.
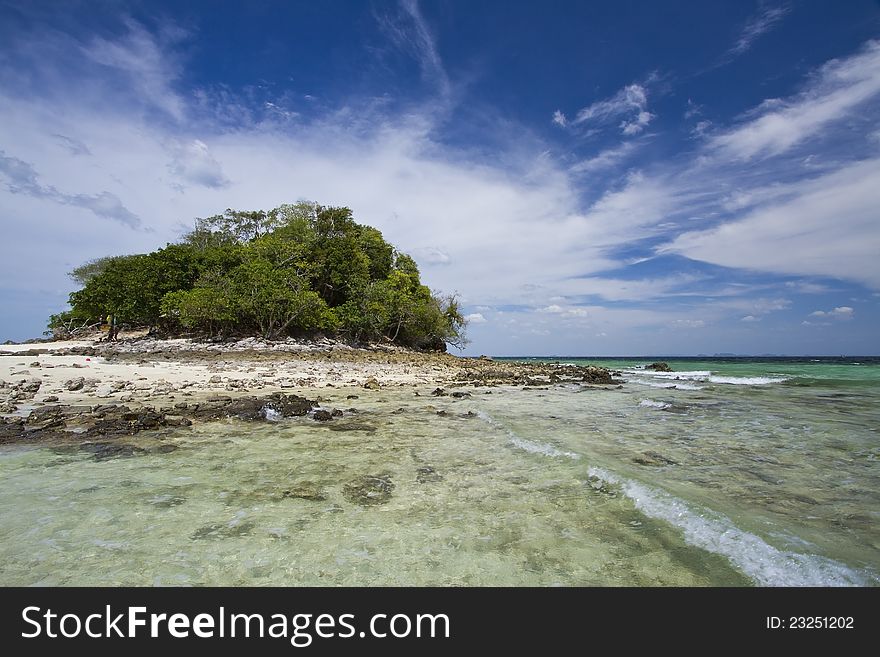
[639,399,671,410]
[262,406,282,422]
[629,378,704,391]
[475,411,579,460]
[627,369,789,387]
[707,375,789,385]
[586,467,873,586]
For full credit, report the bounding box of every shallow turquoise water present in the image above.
[0,357,877,586]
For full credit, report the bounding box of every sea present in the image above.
[0,356,877,586]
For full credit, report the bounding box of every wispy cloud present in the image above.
[558,82,655,135]
[662,158,880,288]
[52,133,92,156]
[709,40,880,160]
[0,150,141,228]
[82,18,187,121]
[729,3,792,57]
[377,0,450,98]
[569,141,640,174]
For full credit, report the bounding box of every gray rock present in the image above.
[64,376,86,391]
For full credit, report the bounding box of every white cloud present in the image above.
[729,4,791,56]
[784,281,830,294]
[552,110,567,127]
[691,120,712,138]
[569,141,639,174]
[571,83,654,135]
[411,246,451,266]
[709,40,880,160]
[0,150,141,228]
[377,0,450,98]
[810,306,854,319]
[672,319,705,328]
[661,159,880,289]
[740,315,760,322]
[83,19,186,121]
[464,313,486,324]
[168,139,230,190]
[684,99,702,119]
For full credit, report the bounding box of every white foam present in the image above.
[476,411,579,460]
[629,378,704,391]
[639,399,671,410]
[707,375,788,386]
[262,406,282,422]
[587,467,874,587]
[647,370,711,380]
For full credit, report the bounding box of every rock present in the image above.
[209,375,223,383]
[646,362,672,372]
[327,422,377,433]
[164,415,192,427]
[17,379,42,393]
[94,385,116,398]
[581,366,614,384]
[343,474,394,506]
[283,482,327,501]
[346,394,359,400]
[331,408,343,417]
[451,391,471,398]
[42,395,59,403]
[30,361,41,368]
[0,401,17,413]
[63,377,84,391]
[416,466,443,483]
[363,377,380,390]
[312,409,334,422]
[431,387,447,396]
[633,451,678,466]
[80,442,145,461]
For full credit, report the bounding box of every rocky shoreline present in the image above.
[0,335,620,448]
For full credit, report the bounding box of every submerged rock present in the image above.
[343,474,395,506]
[416,466,443,483]
[633,451,678,466]
[327,422,377,433]
[283,482,327,501]
[312,409,334,422]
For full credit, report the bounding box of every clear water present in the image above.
[1,357,878,586]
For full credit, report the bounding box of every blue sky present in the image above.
[1,0,879,355]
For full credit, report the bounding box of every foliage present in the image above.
[54,203,467,349]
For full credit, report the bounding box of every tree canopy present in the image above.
[50,202,467,350]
